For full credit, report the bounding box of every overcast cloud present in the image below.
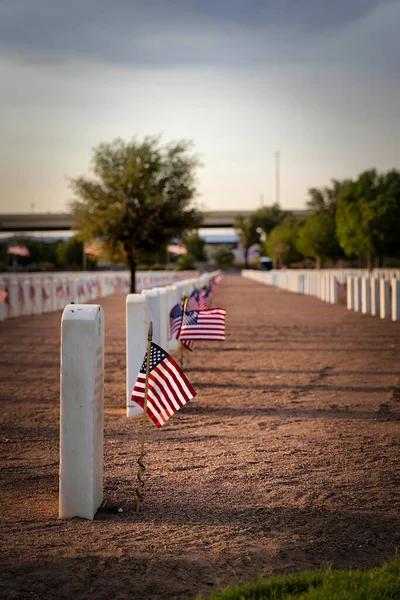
[0,0,399,212]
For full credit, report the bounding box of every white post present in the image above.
[141,289,160,345]
[126,294,148,417]
[391,278,400,322]
[370,278,380,317]
[361,277,371,314]
[380,279,390,319]
[347,277,354,310]
[59,304,104,520]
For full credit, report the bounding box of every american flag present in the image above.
[199,285,211,309]
[179,307,226,341]
[8,244,30,257]
[169,302,183,339]
[181,338,194,352]
[84,241,102,256]
[131,342,196,429]
[0,288,8,303]
[167,243,187,255]
[187,289,200,311]
[42,287,49,301]
[29,285,36,300]
[56,285,64,299]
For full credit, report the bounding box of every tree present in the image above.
[70,137,202,292]
[175,253,196,271]
[296,213,338,269]
[336,169,400,269]
[307,179,350,216]
[56,236,84,269]
[234,214,260,268]
[252,203,285,234]
[185,232,207,262]
[266,225,300,268]
[212,245,235,267]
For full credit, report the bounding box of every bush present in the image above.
[212,246,235,267]
[175,253,196,271]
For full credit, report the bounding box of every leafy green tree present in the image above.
[70,137,201,292]
[266,226,300,268]
[185,232,207,262]
[307,179,350,216]
[296,213,339,269]
[234,214,260,268]
[252,203,285,234]
[212,245,235,267]
[336,169,400,269]
[56,236,84,269]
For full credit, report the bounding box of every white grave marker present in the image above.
[59,304,104,520]
[126,294,148,417]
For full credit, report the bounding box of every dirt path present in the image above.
[1,275,399,599]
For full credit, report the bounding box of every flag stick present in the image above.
[135,321,153,513]
[179,296,189,369]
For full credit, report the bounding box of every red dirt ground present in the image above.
[0,275,399,599]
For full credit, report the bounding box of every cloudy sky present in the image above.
[0,0,399,213]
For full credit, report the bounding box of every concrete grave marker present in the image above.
[59,304,104,520]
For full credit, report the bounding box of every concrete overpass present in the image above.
[0,209,309,232]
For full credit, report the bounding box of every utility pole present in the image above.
[275,151,280,206]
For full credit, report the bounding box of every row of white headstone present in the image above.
[0,270,199,321]
[59,270,221,520]
[347,276,400,321]
[241,269,400,320]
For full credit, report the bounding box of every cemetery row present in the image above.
[242,268,400,321]
[0,270,200,321]
[60,269,221,519]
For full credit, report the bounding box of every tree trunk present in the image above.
[127,254,136,293]
[315,256,321,270]
[367,253,373,272]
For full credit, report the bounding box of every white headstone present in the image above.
[370,278,380,316]
[330,276,338,304]
[353,277,362,311]
[380,279,390,319]
[391,278,400,322]
[347,277,354,310]
[361,277,371,314]
[141,289,160,345]
[157,288,168,350]
[126,294,148,417]
[59,304,104,520]
[166,285,180,351]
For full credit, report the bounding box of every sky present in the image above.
[0,0,399,214]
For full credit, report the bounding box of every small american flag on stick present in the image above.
[169,302,183,339]
[8,244,30,257]
[179,308,226,341]
[199,285,211,309]
[131,342,196,429]
[0,288,8,303]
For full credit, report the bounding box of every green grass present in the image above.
[202,556,400,600]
